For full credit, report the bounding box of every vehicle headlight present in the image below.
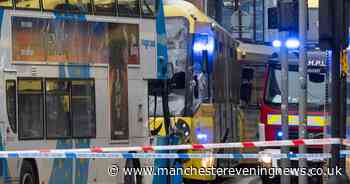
[175,119,190,138]
[201,157,214,168]
[261,156,272,164]
[259,155,272,168]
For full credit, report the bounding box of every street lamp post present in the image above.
[279,32,290,184]
[298,0,308,184]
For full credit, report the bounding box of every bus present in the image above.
[148,0,241,182]
[0,1,157,184]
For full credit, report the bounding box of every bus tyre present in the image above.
[124,158,142,184]
[20,160,38,184]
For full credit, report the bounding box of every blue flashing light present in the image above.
[277,131,283,137]
[193,34,214,54]
[193,42,208,52]
[195,127,210,144]
[272,40,282,48]
[196,133,208,140]
[285,38,300,49]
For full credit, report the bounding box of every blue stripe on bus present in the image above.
[53,12,86,22]
[156,0,169,80]
[176,153,189,159]
[65,152,76,159]
[0,8,3,38]
[7,153,17,158]
[0,129,10,183]
[58,64,65,78]
[75,139,90,184]
[49,139,73,184]
[59,64,90,79]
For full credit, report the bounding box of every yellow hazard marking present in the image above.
[267,114,326,127]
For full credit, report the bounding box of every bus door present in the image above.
[1,69,17,180]
[2,69,17,143]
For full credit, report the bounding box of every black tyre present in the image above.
[20,160,38,184]
[183,179,213,184]
[124,159,142,184]
[261,175,280,184]
[308,175,322,184]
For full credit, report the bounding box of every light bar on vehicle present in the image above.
[285,38,300,49]
[272,38,300,49]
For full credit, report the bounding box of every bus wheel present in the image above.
[124,158,142,184]
[20,160,38,184]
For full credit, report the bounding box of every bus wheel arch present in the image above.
[123,154,142,184]
[20,159,39,184]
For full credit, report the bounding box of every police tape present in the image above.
[0,138,349,159]
[0,152,340,160]
[94,138,342,153]
[0,138,344,154]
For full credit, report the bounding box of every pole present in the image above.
[162,79,171,136]
[328,48,349,184]
[238,8,242,39]
[327,0,350,182]
[280,31,290,184]
[155,0,172,183]
[253,0,256,41]
[298,0,307,184]
[327,46,342,184]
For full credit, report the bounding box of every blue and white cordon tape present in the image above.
[0,138,348,160]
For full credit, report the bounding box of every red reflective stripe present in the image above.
[192,144,205,150]
[242,142,255,148]
[91,147,103,153]
[142,146,154,152]
[292,139,305,146]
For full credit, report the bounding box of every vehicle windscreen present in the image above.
[148,17,188,117]
[265,64,327,107]
[149,89,185,117]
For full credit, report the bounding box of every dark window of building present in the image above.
[18,79,44,139]
[6,80,17,133]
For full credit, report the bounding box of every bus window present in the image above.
[43,0,64,10]
[6,80,16,133]
[45,80,71,138]
[71,80,96,138]
[141,0,154,17]
[0,0,12,8]
[118,0,140,17]
[43,0,91,13]
[18,79,44,139]
[94,0,116,16]
[15,0,40,9]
